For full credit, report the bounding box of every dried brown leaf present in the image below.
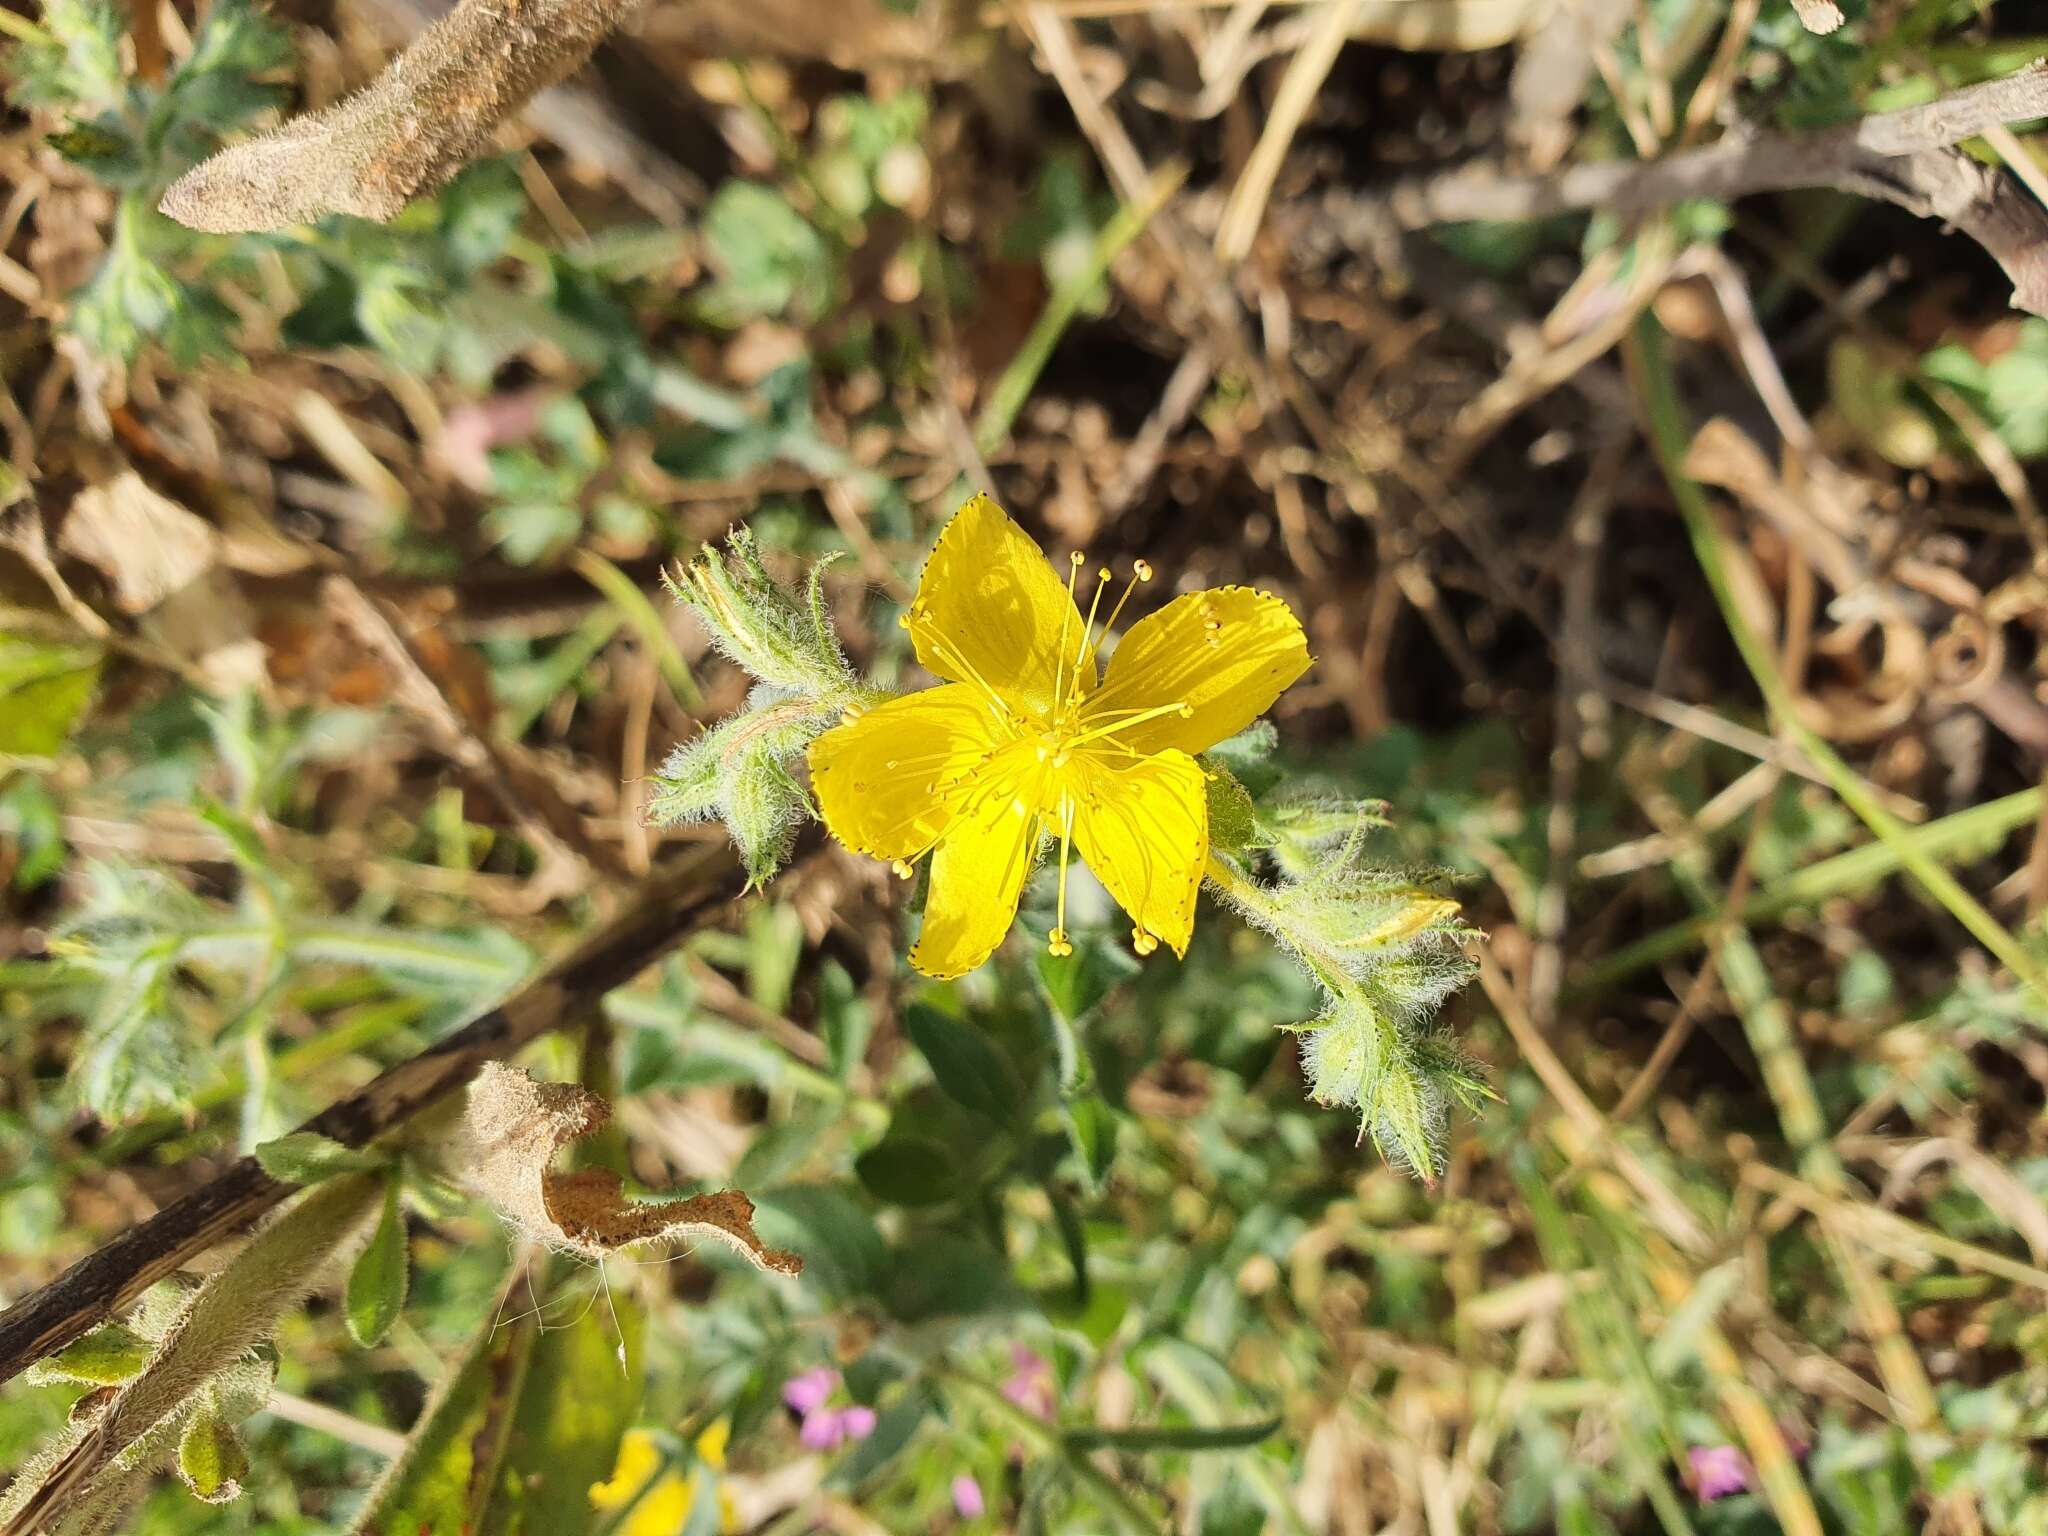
[60,472,265,692]
[458,1063,801,1275]
[60,473,216,614]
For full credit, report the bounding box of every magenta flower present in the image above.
[1000,1346,1055,1420]
[783,1367,838,1416]
[952,1474,986,1519]
[783,1367,879,1451]
[1689,1445,1752,1501]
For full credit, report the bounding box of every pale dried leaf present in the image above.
[60,473,216,614]
[1788,0,1845,33]
[57,473,265,692]
[458,1063,801,1274]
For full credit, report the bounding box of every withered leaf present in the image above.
[458,1063,801,1275]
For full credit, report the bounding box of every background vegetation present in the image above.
[4,0,2048,1531]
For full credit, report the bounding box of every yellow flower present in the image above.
[808,495,1311,978]
[591,1423,738,1536]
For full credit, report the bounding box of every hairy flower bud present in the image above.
[666,528,861,702]
[648,687,842,886]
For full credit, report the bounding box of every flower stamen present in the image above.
[1090,558,1153,665]
[1053,551,1085,712]
[906,608,1014,721]
[1049,796,1076,957]
[1074,566,1112,670]
[1068,697,1193,749]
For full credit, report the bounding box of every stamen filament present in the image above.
[1067,697,1192,748]
[1049,796,1075,956]
[909,612,1013,720]
[1053,550,1084,711]
[1092,558,1153,661]
[1075,567,1111,667]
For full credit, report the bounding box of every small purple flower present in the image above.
[799,1408,847,1450]
[1001,1346,1055,1420]
[1689,1445,1752,1501]
[784,1368,880,1452]
[952,1474,986,1519]
[783,1367,839,1416]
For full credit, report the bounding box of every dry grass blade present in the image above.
[1214,0,1365,262]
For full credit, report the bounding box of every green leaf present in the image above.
[819,960,872,1085]
[345,1175,408,1348]
[349,1290,536,1536]
[827,1390,932,1488]
[0,776,69,889]
[254,1132,384,1185]
[752,1185,888,1299]
[699,181,833,323]
[903,1003,1020,1122]
[1035,932,1138,1025]
[856,1134,959,1207]
[351,1264,643,1536]
[177,1411,250,1503]
[1201,765,1260,854]
[476,1266,644,1536]
[47,117,141,179]
[1063,1095,1118,1193]
[24,1322,152,1386]
[886,1236,1023,1323]
[1062,1418,1281,1454]
[731,1111,828,1188]
[0,634,102,756]
[7,0,125,111]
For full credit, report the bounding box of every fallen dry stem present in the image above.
[0,837,789,1389]
[1334,61,2048,315]
[161,0,647,231]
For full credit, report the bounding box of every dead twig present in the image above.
[0,838,794,1389]
[1329,62,2048,315]
[161,0,647,231]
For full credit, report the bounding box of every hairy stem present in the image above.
[0,838,783,1388]
[0,1175,383,1536]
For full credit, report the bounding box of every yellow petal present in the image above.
[591,1430,661,1510]
[808,685,1006,860]
[622,1474,695,1536]
[910,744,1044,978]
[693,1418,730,1471]
[1072,749,1209,957]
[1086,586,1309,756]
[909,494,1093,718]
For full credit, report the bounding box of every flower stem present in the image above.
[1201,853,1351,996]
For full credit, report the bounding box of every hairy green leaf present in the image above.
[255,1132,386,1186]
[345,1175,408,1347]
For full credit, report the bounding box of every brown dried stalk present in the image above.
[159,0,645,232]
[1324,61,2048,317]
[0,836,799,1389]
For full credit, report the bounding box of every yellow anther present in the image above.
[1131,927,1159,956]
[1048,927,1075,957]
[1070,550,1086,567]
[890,859,914,880]
[1098,566,1112,582]
[1133,559,1153,582]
